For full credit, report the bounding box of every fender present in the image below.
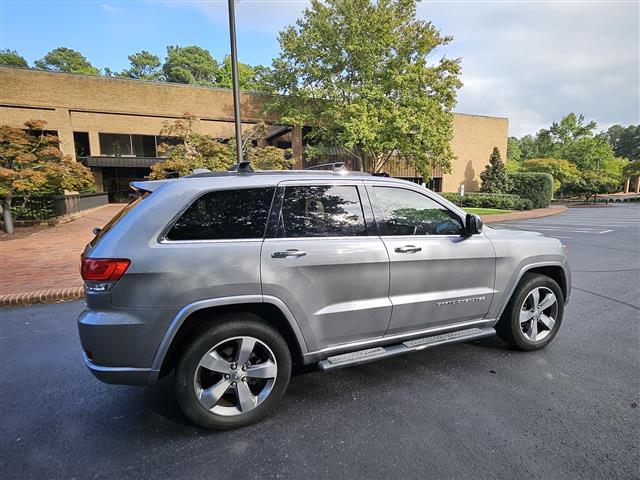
[148,294,308,380]
[494,260,571,320]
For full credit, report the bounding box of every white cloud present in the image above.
[186,0,639,137]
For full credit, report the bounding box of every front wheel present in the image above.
[496,273,564,351]
[175,314,292,430]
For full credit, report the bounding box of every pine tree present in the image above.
[480,147,512,193]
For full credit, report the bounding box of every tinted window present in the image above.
[279,185,366,238]
[374,187,463,236]
[167,188,275,240]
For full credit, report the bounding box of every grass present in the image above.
[464,207,512,215]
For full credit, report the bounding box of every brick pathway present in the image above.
[0,205,123,296]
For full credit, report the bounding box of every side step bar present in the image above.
[318,327,495,371]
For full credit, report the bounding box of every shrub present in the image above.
[507,172,553,209]
[440,192,525,210]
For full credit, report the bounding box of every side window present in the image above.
[278,185,367,238]
[373,186,464,236]
[167,187,275,240]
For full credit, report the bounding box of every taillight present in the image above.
[81,258,130,281]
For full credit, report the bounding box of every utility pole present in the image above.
[228,0,243,164]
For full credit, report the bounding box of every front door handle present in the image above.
[395,245,422,254]
[271,249,307,258]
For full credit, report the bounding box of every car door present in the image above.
[366,182,496,336]
[261,180,392,352]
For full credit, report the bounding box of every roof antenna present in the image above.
[227,160,254,173]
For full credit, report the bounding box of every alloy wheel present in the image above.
[193,336,278,416]
[519,286,558,342]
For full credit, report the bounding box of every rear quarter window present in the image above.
[166,187,275,241]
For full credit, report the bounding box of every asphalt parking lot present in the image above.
[1,204,638,479]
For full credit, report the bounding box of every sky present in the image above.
[1,0,638,137]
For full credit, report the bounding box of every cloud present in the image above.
[101,3,118,15]
[180,0,639,137]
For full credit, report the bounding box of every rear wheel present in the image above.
[496,273,564,351]
[175,314,291,430]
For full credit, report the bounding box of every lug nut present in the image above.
[242,365,247,371]
[225,374,230,379]
[232,382,236,386]
[230,363,237,370]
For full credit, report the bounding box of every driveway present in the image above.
[0,205,638,479]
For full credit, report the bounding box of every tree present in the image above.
[520,158,579,195]
[218,55,272,93]
[34,47,100,75]
[118,51,163,81]
[480,147,512,193]
[149,115,293,179]
[607,124,639,161]
[507,137,522,163]
[0,120,94,234]
[622,160,640,178]
[162,45,220,86]
[265,0,462,177]
[565,171,619,203]
[0,49,28,67]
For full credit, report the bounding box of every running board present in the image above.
[318,327,495,371]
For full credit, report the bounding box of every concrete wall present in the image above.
[1,66,508,191]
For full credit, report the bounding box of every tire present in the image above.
[496,273,564,351]
[175,313,292,430]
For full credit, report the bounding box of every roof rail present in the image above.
[304,162,348,173]
[227,160,254,174]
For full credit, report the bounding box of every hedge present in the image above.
[440,192,530,210]
[507,172,554,209]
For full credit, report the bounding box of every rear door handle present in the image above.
[395,245,422,254]
[271,249,307,258]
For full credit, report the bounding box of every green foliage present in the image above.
[507,137,522,163]
[607,124,639,161]
[0,49,28,67]
[507,172,553,209]
[565,171,619,203]
[480,147,512,193]
[440,192,529,210]
[513,113,620,176]
[622,160,640,177]
[149,116,293,179]
[520,158,579,193]
[264,0,461,178]
[218,55,273,93]
[117,51,163,81]
[34,47,100,75]
[163,45,220,85]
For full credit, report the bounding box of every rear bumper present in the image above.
[77,306,178,385]
[82,352,156,385]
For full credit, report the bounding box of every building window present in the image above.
[156,136,183,156]
[131,135,156,157]
[425,177,442,192]
[73,132,90,157]
[99,133,133,157]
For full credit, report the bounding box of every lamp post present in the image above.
[228,0,243,165]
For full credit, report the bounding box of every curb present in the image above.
[481,205,568,224]
[0,287,84,307]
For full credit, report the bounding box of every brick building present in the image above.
[0,66,508,197]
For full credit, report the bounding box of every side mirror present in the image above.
[465,213,483,235]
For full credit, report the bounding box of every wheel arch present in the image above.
[151,296,307,380]
[496,262,570,320]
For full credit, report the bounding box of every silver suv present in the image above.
[78,166,571,430]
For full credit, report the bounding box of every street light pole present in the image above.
[228,0,243,165]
